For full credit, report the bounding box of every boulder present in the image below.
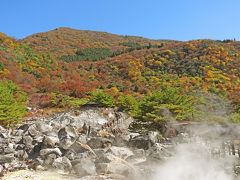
[126,149,146,165]
[17,124,29,133]
[0,133,8,139]
[128,135,153,150]
[146,143,172,160]
[0,154,14,164]
[95,152,114,163]
[58,126,78,149]
[40,148,62,158]
[22,135,33,148]
[44,153,57,166]
[28,124,40,137]
[3,145,15,154]
[14,150,28,160]
[72,158,96,176]
[35,123,53,134]
[107,146,134,160]
[95,163,108,174]
[68,142,86,153]
[14,129,24,136]
[28,142,44,159]
[87,137,112,149]
[43,135,59,147]
[52,157,72,171]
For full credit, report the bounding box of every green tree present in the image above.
[90,90,115,107]
[0,80,27,126]
[117,94,139,116]
[137,86,195,123]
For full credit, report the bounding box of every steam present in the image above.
[152,137,234,180]
[150,93,238,180]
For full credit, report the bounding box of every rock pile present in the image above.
[0,107,170,179]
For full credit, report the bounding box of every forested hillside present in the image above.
[1,28,240,126]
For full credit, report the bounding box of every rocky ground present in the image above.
[0,107,174,180]
[1,107,240,180]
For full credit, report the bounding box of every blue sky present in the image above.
[0,0,240,40]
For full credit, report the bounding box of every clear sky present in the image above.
[0,0,240,40]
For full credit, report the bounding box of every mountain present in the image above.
[1,27,240,125]
[22,27,162,58]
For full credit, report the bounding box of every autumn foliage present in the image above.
[1,28,240,125]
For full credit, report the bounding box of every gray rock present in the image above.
[3,145,15,154]
[0,133,8,138]
[128,135,153,150]
[43,136,59,147]
[58,126,77,141]
[65,126,78,138]
[40,148,62,158]
[71,109,108,129]
[146,143,172,160]
[64,150,76,160]
[14,129,24,136]
[68,142,86,153]
[50,121,61,130]
[35,165,45,171]
[15,150,28,160]
[44,153,57,165]
[95,152,115,163]
[36,158,44,165]
[58,126,78,149]
[93,148,108,157]
[33,136,44,144]
[11,136,23,144]
[28,142,45,159]
[72,158,96,176]
[16,144,25,150]
[5,160,28,171]
[36,123,53,134]
[78,174,125,180]
[0,164,3,175]
[106,162,131,177]
[95,163,108,174]
[87,137,112,149]
[69,151,95,162]
[78,135,88,144]
[0,125,6,132]
[59,115,73,126]
[0,108,157,178]
[22,135,33,147]
[126,149,146,165]
[107,146,134,160]
[52,157,72,171]
[17,124,29,132]
[133,149,146,157]
[148,131,160,143]
[0,137,9,145]
[59,138,74,150]
[28,124,40,137]
[0,154,14,163]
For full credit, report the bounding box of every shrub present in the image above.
[90,90,115,107]
[136,86,195,123]
[117,94,139,116]
[50,93,88,108]
[0,80,27,126]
